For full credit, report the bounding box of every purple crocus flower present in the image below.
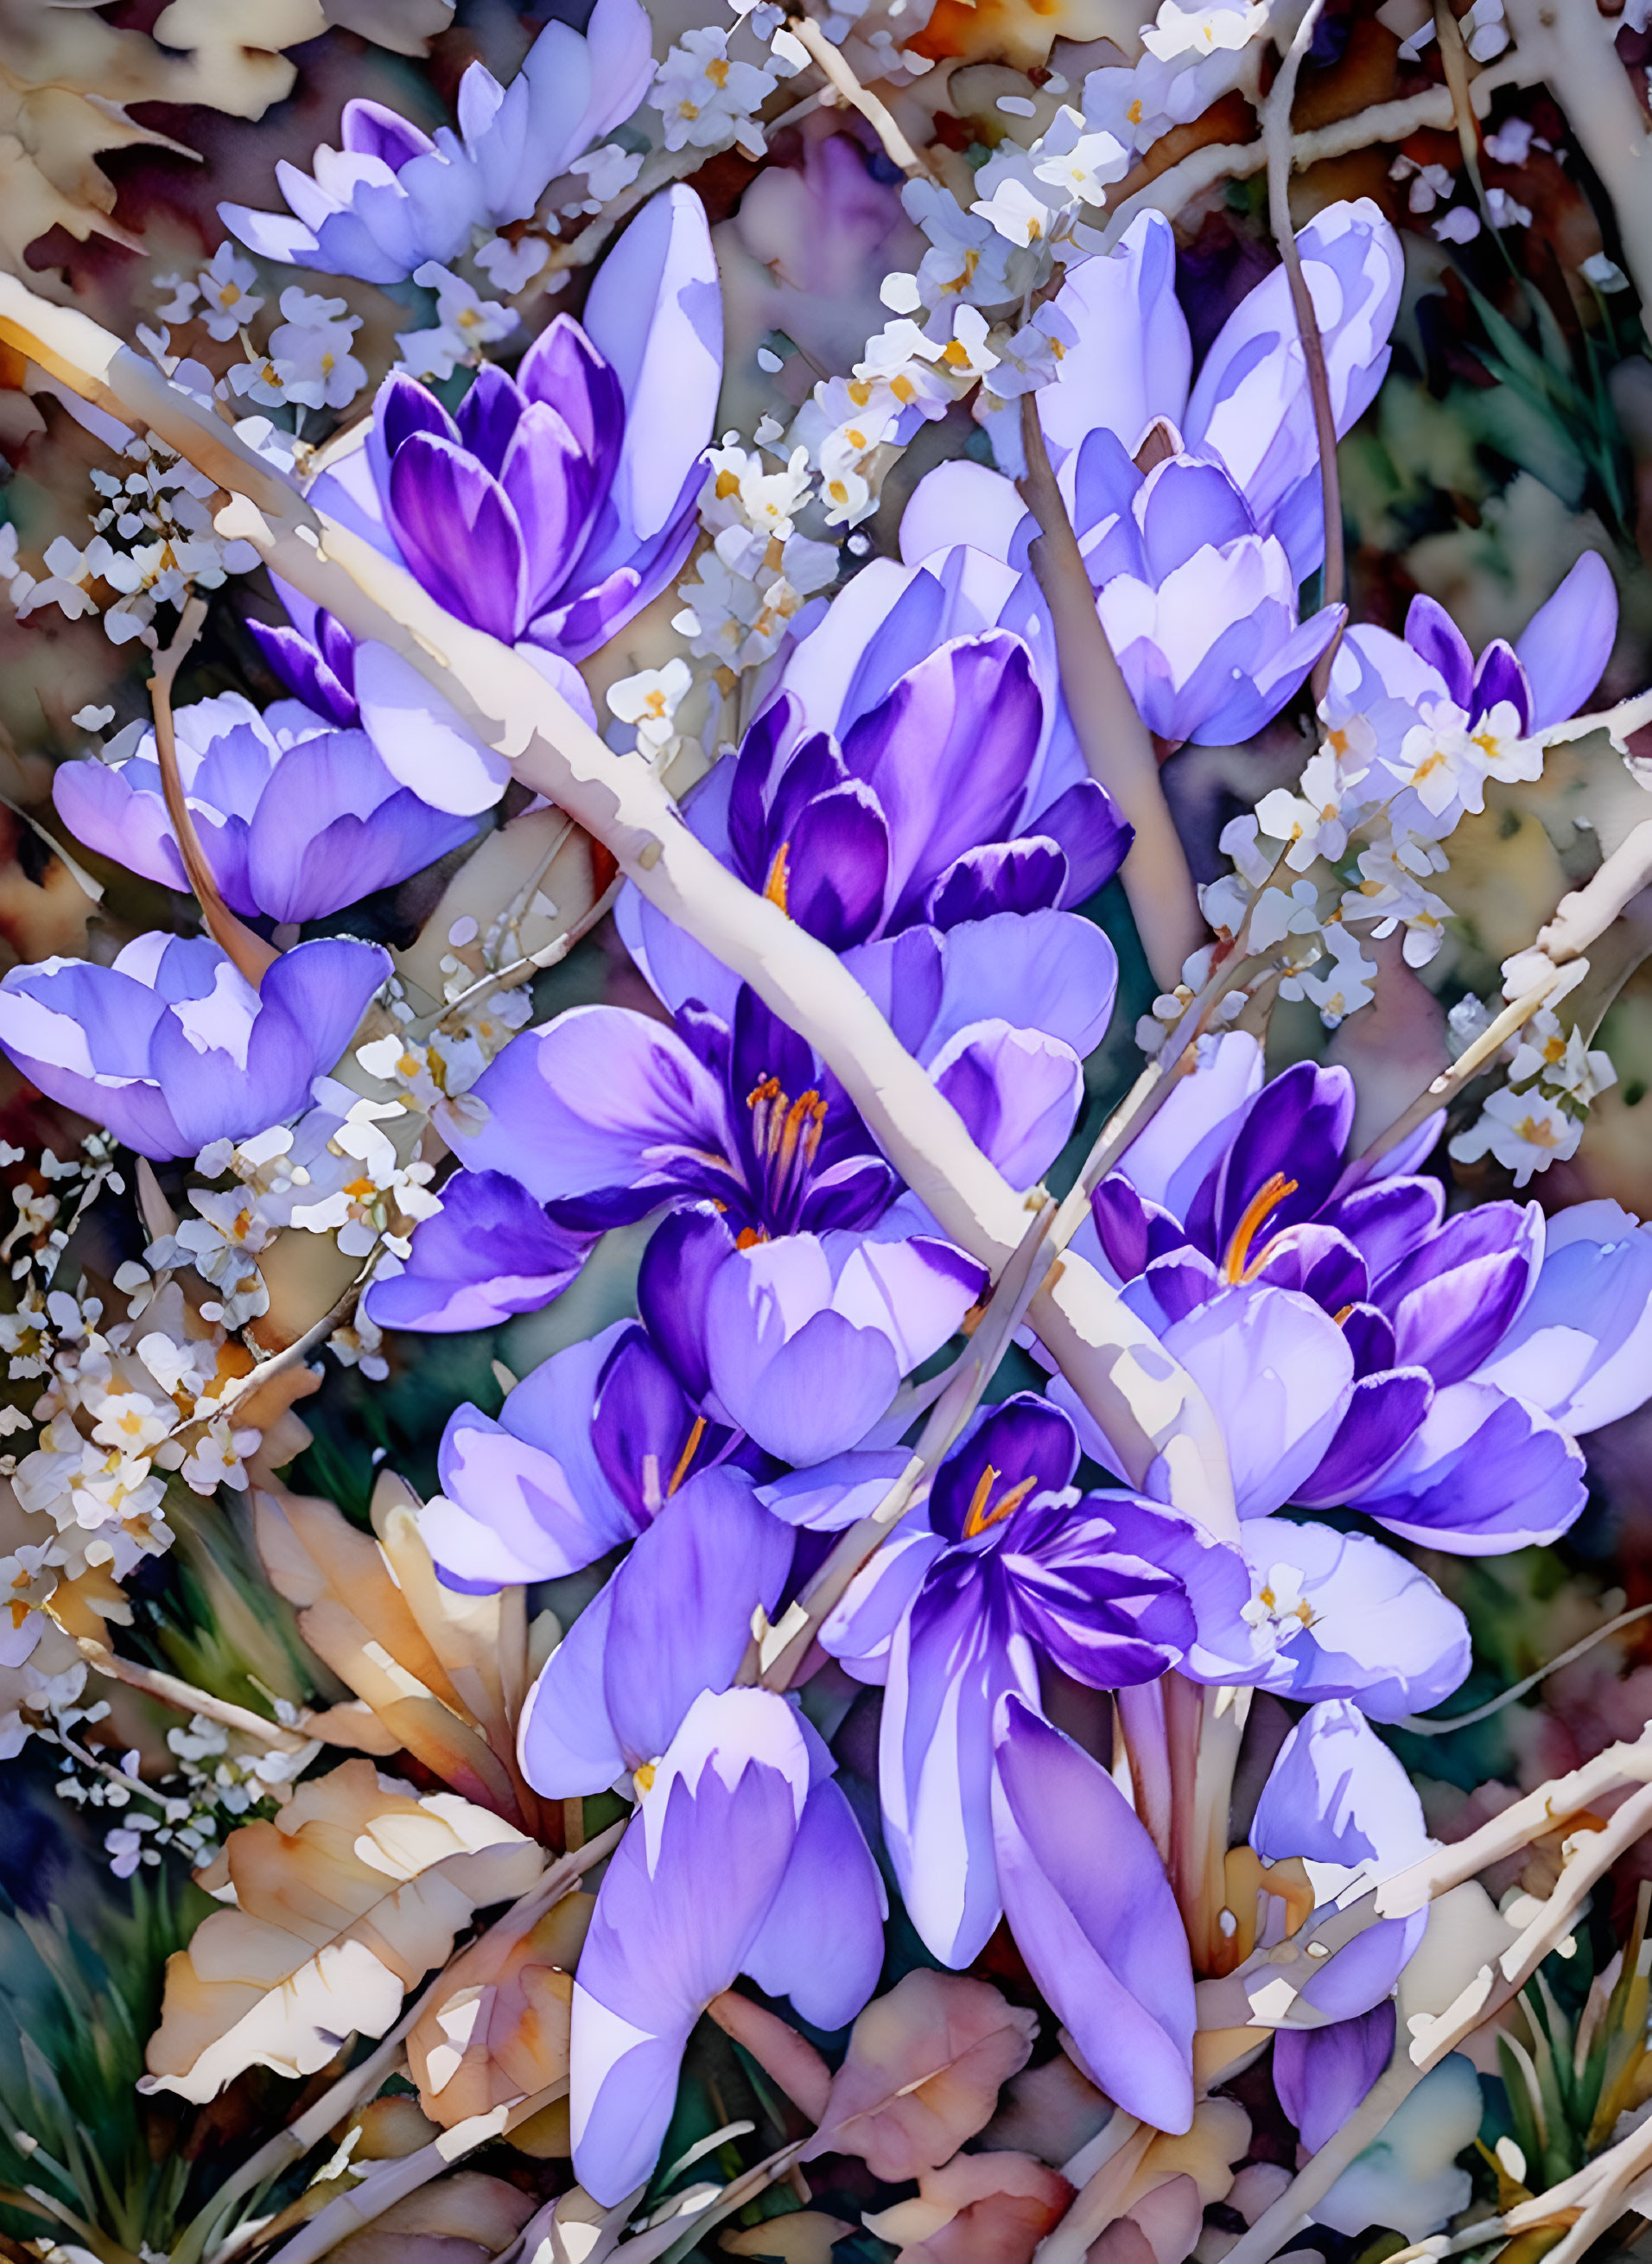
[1274,2000,1396,2155]
[1325,550,1617,781]
[221,0,655,284]
[52,694,473,925]
[378,957,1091,1348]
[902,201,1401,747]
[618,556,1128,1021]
[422,1318,764,1587]
[570,1684,886,2203]
[1249,1700,1432,2026]
[365,1168,590,1333]
[259,187,721,817]
[1072,1031,1648,1553]
[0,933,388,1161]
[817,1393,1200,2127]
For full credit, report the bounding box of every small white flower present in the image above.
[1449,1085,1582,1184]
[649,28,778,158]
[474,233,553,294]
[1140,0,1265,60]
[569,143,645,202]
[1433,206,1482,245]
[607,658,694,754]
[1486,186,1532,230]
[153,271,200,323]
[196,244,264,342]
[397,264,520,383]
[1582,252,1630,293]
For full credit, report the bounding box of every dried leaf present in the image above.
[720,2215,855,2262]
[804,1970,1039,2182]
[327,2172,537,2264]
[408,1889,594,2127]
[254,1475,534,1824]
[864,2152,1072,2263]
[143,1758,545,2102]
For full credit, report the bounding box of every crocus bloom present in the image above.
[0,934,388,1161]
[384,965,1089,1345]
[422,1319,761,1587]
[1072,1031,1651,1552]
[364,1169,590,1333]
[221,0,655,284]
[258,188,721,818]
[639,1206,987,1466]
[570,1685,886,2203]
[619,546,1128,1021]
[52,693,473,924]
[819,1395,1200,2126]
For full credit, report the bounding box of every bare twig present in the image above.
[1502,818,1652,998]
[1016,393,1207,992]
[1263,0,1343,701]
[1395,1599,1652,1736]
[60,1631,309,1752]
[149,599,280,990]
[784,14,935,177]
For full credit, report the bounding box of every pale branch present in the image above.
[1502,817,1652,997]
[1217,2057,1429,2264]
[1545,683,1652,751]
[62,1630,310,1752]
[1096,52,1541,251]
[1037,2118,1159,2264]
[1500,0,1652,347]
[1262,0,1344,699]
[1016,393,1208,993]
[0,274,1237,1529]
[1377,1722,1652,1921]
[785,13,935,179]
[1395,1599,1652,1736]
[1342,970,1566,1183]
[149,598,280,989]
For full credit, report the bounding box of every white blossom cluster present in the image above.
[2,423,262,647]
[1445,998,1617,1185]
[53,1707,317,1877]
[146,246,371,417]
[674,431,841,671]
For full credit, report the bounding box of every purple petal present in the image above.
[1032,777,1132,905]
[924,837,1070,929]
[816,1522,946,1680]
[603,1469,791,1766]
[590,1324,708,1531]
[1350,1380,1587,1553]
[1275,2004,1395,2154]
[992,1694,1195,2133]
[1293,1366,1433,1507]
[1320,1174,1444,1283]
[1404,595,1475,709]
[365,1168,588,1333]
[247,618,359,726]
[352,638,512,816]
[1191,1060,1356,1262]
[783,780,891,949]
[454,360,523,476]
[385,434,528,643]
[1373,1201,1541,1384]
[517,1580,626,1795]
[1039,208,1191,471]
[741,1777,887,2028]
[1158,1286,1354,1519]
[1116,1029,1264,1221]
[636,1205,735,1407]
[1469,639,1531,733]
[1516,550,1617,728]
[1252,1699,1430,1872]
[931,1021,1083,1186]
[1474,1199,1652,1433]
[341,99,434,169]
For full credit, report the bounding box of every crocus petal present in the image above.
[570,1688,808,2204]
[1349,1381,1587,1553]
[741,1777,888,2029]
[385,434,529,643]
[1039,209,1191,470]
[1274,2004,1396,2154]
[363,1169,588,1333]
[601,1469,792,1769]
[1116,1030,1264,1222]
[1515,550,1617,729]
[1373,1202,1542,1385]
[434,1323,640,1582]
[1153,1287,1354,1519]
[1473,1199,1652,1433]
[517,1580,627,1796]
[1252,1699,1430,1873]
[931,1021,1084,1187]
[817,1523,948,1682]
[353,639,512,815]
[454,1004,736,1211]
[991,1694,1195,2134]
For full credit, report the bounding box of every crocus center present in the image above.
[639,1415,708,1514]
[961,1464,1039,1538]
[747,1072,827,1229]
[764,842,790,913]
[1221,1172,1299,1283]
[634,1761,657,1794]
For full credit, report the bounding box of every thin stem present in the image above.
[1016,392,1207,992]
[66,1630,308,1752]
[149,601,280,991]
[1396,1599,1652,1736]
[1263,0,1343,702]
[784,15,934,178]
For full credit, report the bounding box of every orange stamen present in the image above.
[666,1415,707,1498]
[764,843,790,914]
[1222,1173,1299,1283]
[961,1466,1039,1539]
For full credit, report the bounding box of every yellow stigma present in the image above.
[666,1415,707,1498]
[763,841,790,913]
[961,1465,1039,1539]
[1221,1172,1299,1284]
[706,54,729,85]
[634,1761,657,1795]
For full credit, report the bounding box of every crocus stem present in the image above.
[1016,394,1207,994]
[785,14,935,179]
[149,600,281,990]
[1263,0,1344,704]
[1396,1599,1652,1736]
[1114,1681,1172,1867]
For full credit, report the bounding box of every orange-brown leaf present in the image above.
[407,1890,594,2127]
